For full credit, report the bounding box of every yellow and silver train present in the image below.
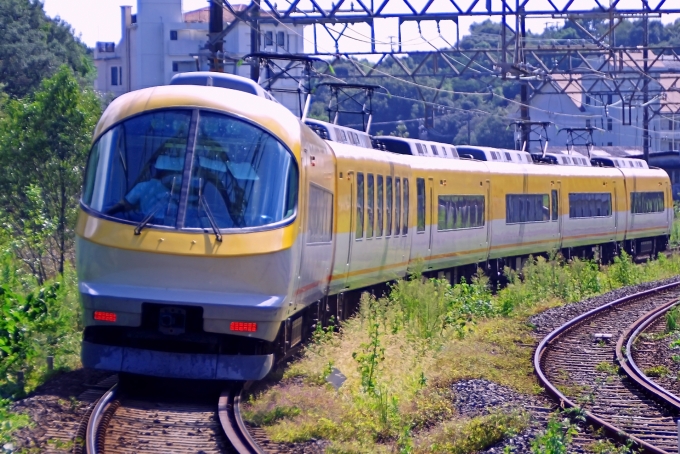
[77,73,673,380]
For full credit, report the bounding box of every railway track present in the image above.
[77,378,266,454]
[535,282,680,453]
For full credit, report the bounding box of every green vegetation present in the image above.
[244,253,680,452]
[644,365,670,378]
[530,412,577,454]
[595,362,619,375]
[0,2,102,440]
[666,306,680,333]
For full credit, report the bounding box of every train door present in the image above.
[427,177,435,268]
[342,170,355,288]
[484,179,492,260]
[554,181,563,249]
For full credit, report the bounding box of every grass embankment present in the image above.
[0,240,82,445]
[244,252,680,453]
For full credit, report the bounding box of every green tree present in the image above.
[0,0,93,98]
[0,66,101,280]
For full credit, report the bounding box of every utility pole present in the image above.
[209,0,223,71]
[250,0,261,82]
[517,2,529,151]
[643,13,650,162]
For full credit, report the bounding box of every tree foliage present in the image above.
[0,0,93,98]
[0,66,101,281]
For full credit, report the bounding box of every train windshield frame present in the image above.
[82,108,298,232]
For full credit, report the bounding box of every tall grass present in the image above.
[244,252,680,453]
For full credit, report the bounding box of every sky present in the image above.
[44,0,680,55]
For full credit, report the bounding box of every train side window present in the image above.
[431,145,439,156]
[356,172,364,239]
[437,195,485,230]
[551,190,558,221]
[395,178,401,235]
[367,174,375,238]
[415,143,424,155]
[307,184,333,243]
[377,176,384,236]
[386,176,393,236]
[403,178,409,235]
[416,178,425,232]
[568,193,612,218]
[506,194,550,223]
[631,191,664,214]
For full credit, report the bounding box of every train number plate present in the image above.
[158,307,186,335]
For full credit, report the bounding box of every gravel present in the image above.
[530,276,680,338]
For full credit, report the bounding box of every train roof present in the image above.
[456,146,533,164]
[304,119,373,149]
[169,72,279,102]
[591,156,649,169]
[372,136,459,159]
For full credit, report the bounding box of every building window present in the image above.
[172,61,195,73]
[607,118,612,131]
[586,119,591,128]
[170,30,178,40]
[568,193,612,218]
[111,66,119,86]
[631,191,664,214]
[265,31,273,46]
[277,31,285,47]
[670,120,674,130]
[585,95,591,105]
[438,195,485,230]
[607,142,613,146]
[506,194,549,224]
[607,94,613,104]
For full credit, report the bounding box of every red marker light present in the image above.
[230,322,257,332]
[94,311,117,322]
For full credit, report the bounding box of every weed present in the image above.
[667,306,680,333]
[531,412,577,454]
[644,365,670,377]
[595,362,619,375]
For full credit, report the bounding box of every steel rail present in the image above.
[617,300,680,409]
[85,384,118,454]
[534,281,680,454]
[219,382,264,454]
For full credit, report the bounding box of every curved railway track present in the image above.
[78,380,265,454]
[535,282,680,453]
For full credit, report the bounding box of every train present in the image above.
[77,72,673,380]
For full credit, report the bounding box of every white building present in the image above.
[521,52,680,153]
[93,0,306,113]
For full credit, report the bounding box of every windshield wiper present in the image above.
[199,195,223,242]
[134,198,167,235]
[134,177,177,235]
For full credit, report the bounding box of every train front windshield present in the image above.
[82,109,298,230]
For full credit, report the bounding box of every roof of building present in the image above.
[183,4,277,23]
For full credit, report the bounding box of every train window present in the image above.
[83,110,192,229]
[415,143,424,155]
[431,145,439,156]
[395,178,401,235]
[450,147,459,158]
[307,184,333,243]
[403,178,409,235]
[568,193,612,218]
[367,174,375,238]
[185,111,299,230]
[336,128,347,144]
[416,178,425,232]
[386,176,393,236]
[551,190,558,221]
[437,195,485,230]
[490,152,498,161]
[631,191,664,214]
[356,172,364,239]
[506,194,549,223]
[377,176,384,237]
[505,152,512,161]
